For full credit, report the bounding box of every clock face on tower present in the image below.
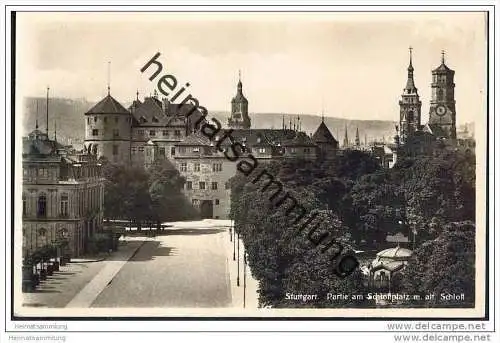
[436,105,447,116]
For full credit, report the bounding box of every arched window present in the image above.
[37,194,47,218]
[437,89,444,101]
[22,193,27,216]
[60,194,69,217]
[407,111,414,122]
[38,228,47,246]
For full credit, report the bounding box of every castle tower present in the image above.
[428,51,457,140]
[84,90,132,163]
[399,47,422,145]
[228,71,251,129]
[312,116,339,159]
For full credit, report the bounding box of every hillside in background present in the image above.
[22,97,474,148]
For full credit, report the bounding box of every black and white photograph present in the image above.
[4,6,496,337]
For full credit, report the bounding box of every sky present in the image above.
[16,12,487,124]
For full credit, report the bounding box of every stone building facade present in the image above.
[23,129,105,258]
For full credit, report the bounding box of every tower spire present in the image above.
[343,124,349,148]
[405,47,416,91]
[136,89,139,101]
[441,50,445,64]
[355,127,360,147]
[35,101,39,130]
[282,114,285,131]
[54,118,57,142]
[46,86,49,136]
[107,61,111,96]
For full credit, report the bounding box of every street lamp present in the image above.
[237,232,240,287]
[243,251,247,308]
[233,225,236,261]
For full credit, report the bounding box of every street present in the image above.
[91,222,232,308]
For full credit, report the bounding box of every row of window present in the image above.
[179,163,223,172]
[185,181,224,191]
[22,194,69,218]
[192,198,220,206]
[87,116,132,125]
[23,187,102,218]
[136,129,182,137]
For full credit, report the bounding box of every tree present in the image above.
[400,221,475,307]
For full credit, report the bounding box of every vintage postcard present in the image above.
[11,10,489,320]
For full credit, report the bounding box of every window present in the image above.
[437,89,444,101]
[186,181,192,190]
[22,193,27,216]
[162,130,169,136]
[152,116,159,123]
[199,181,206,190]
[140,116,147,123]
[113,129,119,137]
[60,194,69,217]
[194,163,200,172]
[213,163,222,172]
[171,147,176,156]
[138,130,144,135]
[37,194,47,218]
[215,199,220,205]
[259,148,266,154]
[192,199,199,206]
[115,117,119,123]
[138,147,144,153]
[179,147,186,154]
[290,148,297,153]
[159,147,165,156]
[113,145,119,155]
[180,163,187,172]
[131,147,136,154]
[211,182,218,190]
[193,147,200,153]
[407,111,414,122]
[150,130,156,136]
[103,117,107,123]
[92,129,99,136]
[304,148,311,153]
[174,130,181,137]
[94,116,97,122]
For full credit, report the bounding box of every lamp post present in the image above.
[237,232,240,287]
[243,251,247,308]
[233,225,236,261]
[229,220,232,242]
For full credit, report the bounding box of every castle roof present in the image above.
[283,132,317,147]
[312,121,338,144]
[86,94,130,115]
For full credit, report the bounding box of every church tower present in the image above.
[228,71,251,129]
[428,51,457,140]
[399,47,422,145]
[343,124,349,148]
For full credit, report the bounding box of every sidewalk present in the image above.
[219,226,260,309]
[22,238,144,308]
[65,237,146,308]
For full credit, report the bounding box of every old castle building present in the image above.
[23,128,104,258]
[83,75,340,219]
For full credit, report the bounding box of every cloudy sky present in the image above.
[16,12,486,124]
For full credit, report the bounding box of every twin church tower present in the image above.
[399,48,457,144]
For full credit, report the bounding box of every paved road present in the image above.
[91,226,232,308]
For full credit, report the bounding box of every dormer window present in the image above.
[140,116,147,123]
[152,116,159,123]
